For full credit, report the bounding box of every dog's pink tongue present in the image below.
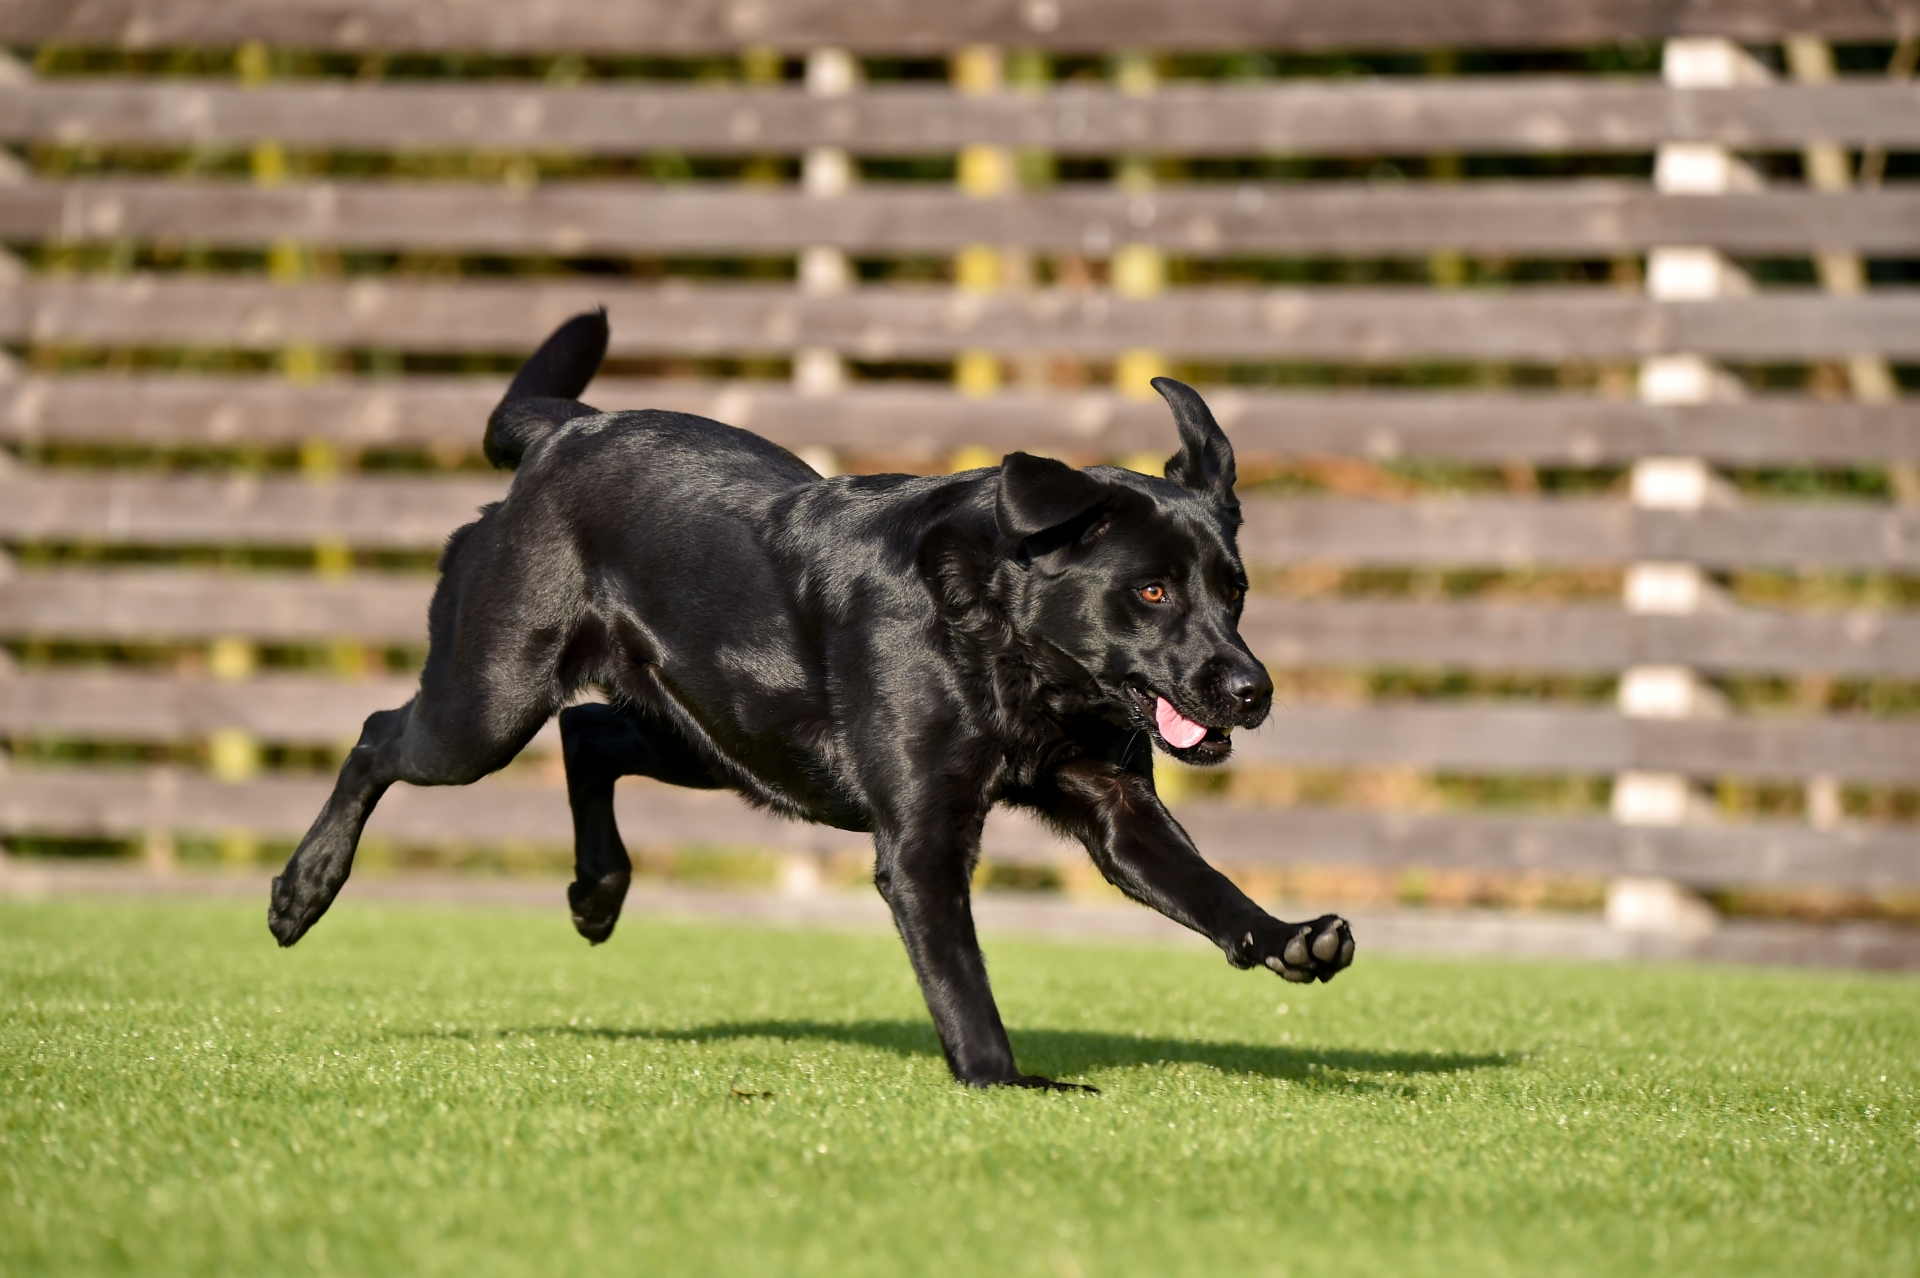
[1155,697,1208,749]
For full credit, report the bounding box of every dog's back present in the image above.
[436,310,858,811]
[479,305,821,497]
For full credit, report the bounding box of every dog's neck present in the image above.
[918,519,1112,777]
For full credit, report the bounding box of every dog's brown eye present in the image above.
[1228,585,1244,602]
[1138,584,1166,604]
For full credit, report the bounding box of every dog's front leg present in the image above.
[873,821,1087,1091]
[1040,758,1354,984]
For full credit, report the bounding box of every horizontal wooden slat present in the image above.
[0,764,870,855]
[7,572,1920,678]
[8,374,1920,467]
[0,467,507,549]
[13,179,1920,256]
[11,277,1920,361]
[0,668,423,744]
[0,372,510,453]
[1246,598,1920,679]
[1234,703,1920,783]
[0,568,435,643]
[1169,803,1920,892]
[0,0,1898,53]
[4,467,1917,569]
[8,80,1920,154]
[3,669,1914,782]
[1239,497,1920,572]
[3,764,1916,891]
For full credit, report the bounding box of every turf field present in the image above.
[1,897,1915,1277]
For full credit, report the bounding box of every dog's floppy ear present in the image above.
[996,452,1106,543]
[1154,376,1237,507]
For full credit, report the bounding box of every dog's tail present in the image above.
[483,307,610,470]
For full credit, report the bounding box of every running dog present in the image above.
[269,310,1355,1089]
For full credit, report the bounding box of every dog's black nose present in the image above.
[1226,666,1273,707]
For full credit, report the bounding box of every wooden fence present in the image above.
[0,0,1916,931]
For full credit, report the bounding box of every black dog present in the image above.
[270,310,1354,1089]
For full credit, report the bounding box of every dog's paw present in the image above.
[268,872,325,948]
[268,828,360,948]
[568,871,631,945]
[1232,914,1354,984]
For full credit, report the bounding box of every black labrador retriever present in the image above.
[269,310,1355,1090]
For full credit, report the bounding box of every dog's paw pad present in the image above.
[1256,915,1355,984]
[1306,915,1356,981]
[1282,929,1311,969]
[1265,954,1314,983]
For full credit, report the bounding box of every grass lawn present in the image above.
[2,897,1916,1277]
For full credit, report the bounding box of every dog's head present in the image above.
[995,377,1271,764]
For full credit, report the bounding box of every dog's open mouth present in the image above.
[1128,686,1233,760]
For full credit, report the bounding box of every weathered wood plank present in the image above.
[1245,598,1920,679]
[0,764,869,855]
[0,372,508,452]
[1233,703,1920,783]
[0,0,1897,54]
[7,572,1920,678]
[0,468,508,549]
[0,668,422,744]
[4,764,1916,891]
[12,277,1920,361]
[1239,497,1920,572]
[0,568,436,643]
[3,670,1914,781]
[12,179,1920,257]
[7,80,1920,155]
[4,467,1917,569]
[1169,804,1920,892]
[8,374,1920,466]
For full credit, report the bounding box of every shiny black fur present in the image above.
[270,311,1355,1090]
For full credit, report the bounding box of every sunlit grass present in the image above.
[2,898,1916,1277]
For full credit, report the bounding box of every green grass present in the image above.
[2,899,1916,1277]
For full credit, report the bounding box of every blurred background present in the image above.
[0,0,1916,966]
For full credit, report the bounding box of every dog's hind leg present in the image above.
[269,639,560,947]
[270,310,617,947]
[559,702,721,943]
[266,702,413,947]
